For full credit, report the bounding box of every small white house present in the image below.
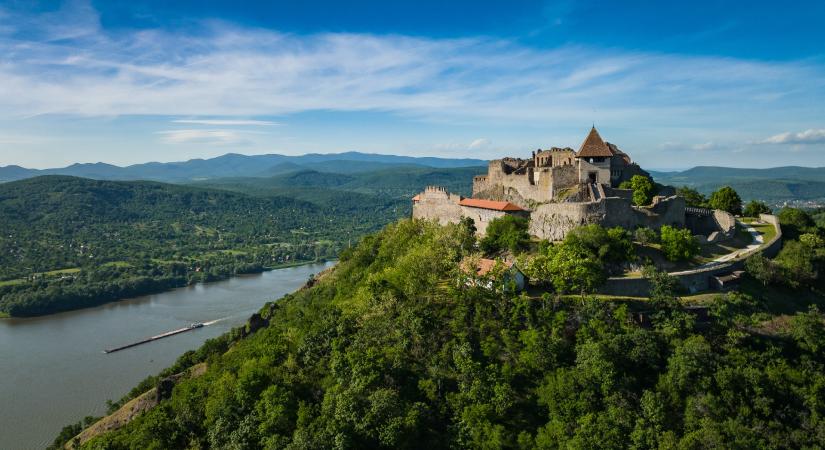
[462,257,527,292]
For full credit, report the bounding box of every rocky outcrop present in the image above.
[66,363,208,449]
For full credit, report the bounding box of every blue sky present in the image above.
[1,0,824,170]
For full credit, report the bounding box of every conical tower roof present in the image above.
[576,126,614,158]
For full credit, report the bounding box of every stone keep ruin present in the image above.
[412,127,736,241]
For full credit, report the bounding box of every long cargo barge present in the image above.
[104,322,204,354]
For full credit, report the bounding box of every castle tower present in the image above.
[575,126,614,185]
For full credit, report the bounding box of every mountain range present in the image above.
[5,154,825,205]
[0,152,487,183]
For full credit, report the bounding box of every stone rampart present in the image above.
[598,215,783,297]
[412,186,462,225]
[529,201,601,241]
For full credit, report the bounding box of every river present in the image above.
[0,261,335,450]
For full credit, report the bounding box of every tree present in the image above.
[774,240,817,287]
[630,175,655,206]
[659,225,699,262]
[565,224,635,267]
[742,200,771,218]
[459,217,477,254]
[778,208,816,240]
[675,186,707,208]
[634,227,658,246]
[479,215,530,254]
[789,305,825,354]
[549,242,605,296]
[744,253,776,286]
[708,186,742,215]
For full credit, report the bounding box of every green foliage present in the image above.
[745,253,776,286]
[659,225,699,262]
[618,180,633,189]
[633,227,658,245]
[778,207,816,240]
[708,186,743,215]
[0,176,405,316]
[565,225,635,268]
[479,215,530,254]
[774,240,818,288]
[742,200,772,217]
[520,224,634,295]
[63,219,825,449]
[629,175,655,206]
[675,186,707,208]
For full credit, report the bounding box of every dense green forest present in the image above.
[651,166,825,204]
[58,215,825,449]
[0,175,408,316]
[192,166,481,199]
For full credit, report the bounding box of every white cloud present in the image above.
[0,1,822,133]
[759,128,825,145]
[468,138,490,149]
[156,129,251,146]
[172,119,280,126]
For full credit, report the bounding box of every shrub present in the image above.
[634,227,658,245]
[480,215,530,254]
[708,186,742,215]
[659,225,699,262]
[745,253,776,286]
[630,175,655,206]
[742,200,771,217]
[675,186,707,208]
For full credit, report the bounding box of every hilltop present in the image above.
[54,219,825,449]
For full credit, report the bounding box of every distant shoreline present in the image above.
[0,259,335,319]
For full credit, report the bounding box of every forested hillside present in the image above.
[63,219,825,449]
[651,166,825,203]
[193,165,482,199]
[0,176,406,316]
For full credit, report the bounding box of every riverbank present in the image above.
[0,259,334,319]
[2,261,336,450]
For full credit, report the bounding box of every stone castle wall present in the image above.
[412,186,462,225]
[459,206,528,236]
[473,160,579,206]
[528,194,686,241]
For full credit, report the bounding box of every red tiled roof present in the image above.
[576,126,614,158]
[459,198,525,211]
[464,258,514,276]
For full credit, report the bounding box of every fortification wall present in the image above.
[412,187,462,225]
[485,164,553,204]
[459,206,526,236]
[549,164,579,195]
[529,201,602,241]
[599,215,783,296]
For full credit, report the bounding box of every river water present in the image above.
[0,261,335,450]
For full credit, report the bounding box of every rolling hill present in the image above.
[0,152,487,183]
[651,166,825,203]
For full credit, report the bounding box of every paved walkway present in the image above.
[682,221,764,272]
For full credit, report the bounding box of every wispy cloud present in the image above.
[0,0,822,130]
[759,128,825,145]
[468,138,490,149]
[156,129,251,146]
[172,119,279,126]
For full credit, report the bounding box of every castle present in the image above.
[413,127,734,241]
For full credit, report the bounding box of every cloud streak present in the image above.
[759,128,825,145]
[172,119,280,126]
[0,1,822,130]
[156,129,251,146]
